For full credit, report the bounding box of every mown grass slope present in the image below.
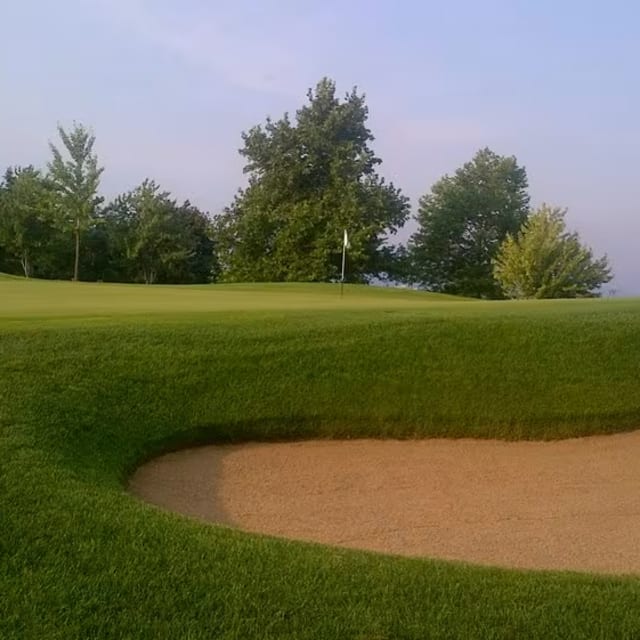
[2,279,640,639]
[0,278,467,320]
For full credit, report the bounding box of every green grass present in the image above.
[2,278,640,639]
[0,277,470,320]
[0,271,24,281]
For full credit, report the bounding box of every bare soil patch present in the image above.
[129,433,640,573]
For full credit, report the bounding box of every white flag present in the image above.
[343,229,350,249]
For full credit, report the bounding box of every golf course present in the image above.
[3,275,640,639]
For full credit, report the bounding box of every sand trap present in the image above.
[129,432,640,574]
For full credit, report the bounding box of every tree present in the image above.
[102,180,216,284]
[171,201,219,283]
[409,148,530,298]
[493,204,612,298]
[117,180,189,284]
[48,123,103,281]
[0,166,56,277]
[215,78,409,282]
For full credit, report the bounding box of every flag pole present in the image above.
[340,229,347,297]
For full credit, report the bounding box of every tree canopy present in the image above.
[100,180,217,284]
[48,123,104,281]
[408,148,530,298]
[0,83,617,294]
[215,78,410,282]
[0,123,216,284]
[0,167,56,277]
[493,204,612,298]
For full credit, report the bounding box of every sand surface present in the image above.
[129,433,640,574]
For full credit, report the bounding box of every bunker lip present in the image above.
[129,432,640,574]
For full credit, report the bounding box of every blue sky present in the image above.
[2,0,638,293]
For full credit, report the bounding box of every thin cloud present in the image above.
[387,117,490,146]
[90,0,305,96]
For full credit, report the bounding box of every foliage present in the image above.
[2,281,640,638]
[409,148,530,298]
[0,166,56,277]
[493,204,612,298]
[171,200,219,283]
[113,180,191,284]
[0,110,617,293]
[48,122,104,280]
[215,78,409,282]
[0,119,218,284]
[101,180,216,284]
[375,244,412,284]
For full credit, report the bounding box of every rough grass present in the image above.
[2,279,640,639]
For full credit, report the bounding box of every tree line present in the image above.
[0,78,611,298]
[0,128,215,284]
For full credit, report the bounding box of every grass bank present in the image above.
[2,279,640,638]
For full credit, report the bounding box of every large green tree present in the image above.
[409,148,530,297]
[493,204,612,298]
[172,201,219,283]
[0,166,56,277]
[102,180,216,284]
[48,123,103,281]
[215,78,409,282]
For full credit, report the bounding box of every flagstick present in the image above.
[340,235,347,297]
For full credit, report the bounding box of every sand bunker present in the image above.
[129,432,640,574]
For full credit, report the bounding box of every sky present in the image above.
[1,0,639,294]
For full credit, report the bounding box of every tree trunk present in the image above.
[143,266,156,285]
[73,225,80,281]
[21,250,31,279]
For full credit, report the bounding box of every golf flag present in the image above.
[341,229,349,290]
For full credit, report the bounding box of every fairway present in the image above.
[3,277,640,639]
